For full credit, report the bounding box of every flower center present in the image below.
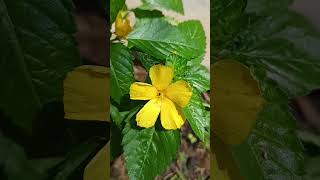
[158,91,165,99]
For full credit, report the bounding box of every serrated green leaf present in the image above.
[110,43,134,104]
[122,111,180,180]
[211,0,246,58]
[223,11,320,98]
[110,0,125,23]
[233,103,304,180]
[0,0,80,133]
[177,20,206,64]
[183,89,209,142]
[128,18,205,60]
[184,65,210,92]
[140,0,184,14]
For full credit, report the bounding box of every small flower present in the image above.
[130,64,192,130]
[115,10,132,38]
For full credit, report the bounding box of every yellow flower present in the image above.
[130,64,192,130]
[115,10,132,38]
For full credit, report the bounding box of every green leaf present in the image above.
[211,0,246,57]
[184,65,210,92]
[122,110,180,180]
[304,155,320,180]
[223,11,320,98]
[0,136,45,180]
[183,89,209,142]
[140,0,184,14]
[133,8,164,19]
[233,103,304,180]
[110,105,137,161]
[110,43,134,104]
[110,0,125,23]
[128,18,205,60]
[0,0,80,133]
[177,20,206,64]
[50,138,105,180]
[136,51,162,71]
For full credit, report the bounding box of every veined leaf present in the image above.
[233,103,304,180]
[140,0,184,14]
[184,65,210,92]
[122,108,180,180]
[0,0,80,133]
[184,89,209,142]
[128,18,205,60]
[110,43,134,104]
[177,20,206,64]
[63,65,109,121]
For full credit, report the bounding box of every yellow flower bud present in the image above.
[115,10,132,38]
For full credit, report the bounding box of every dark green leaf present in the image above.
[133,8,164,19]
[110,0,125,23]
[304,155,320,180]
[136,51,162,71]
[233,103,304,180]
[223,11,320,98]
[110,43,134,104]
[246,0,292,14]
[122,111,180,180]
[183,89,209,142]
[140,0,184,14]
[0,136,44,180]
[0,0,80,133]
[111,106,140,161]
[128,18,205,60]
[50,138,105,180]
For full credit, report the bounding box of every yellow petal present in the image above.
[160,97,184,130]
[130,82,159,100]
[83,143,109,180]
[149,64,173,91]
[164,80,192,108]
[212,60,264,145]
[136,98,161,128]
[64,65,109,121]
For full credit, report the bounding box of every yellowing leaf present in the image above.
[211,136,243,180]
[63,65,109,121]
[83,143,109,180]
[212,60,264,144]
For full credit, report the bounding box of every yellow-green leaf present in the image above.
[212,60,264,144]
[63,65,109,121]
[83,143,109,180]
